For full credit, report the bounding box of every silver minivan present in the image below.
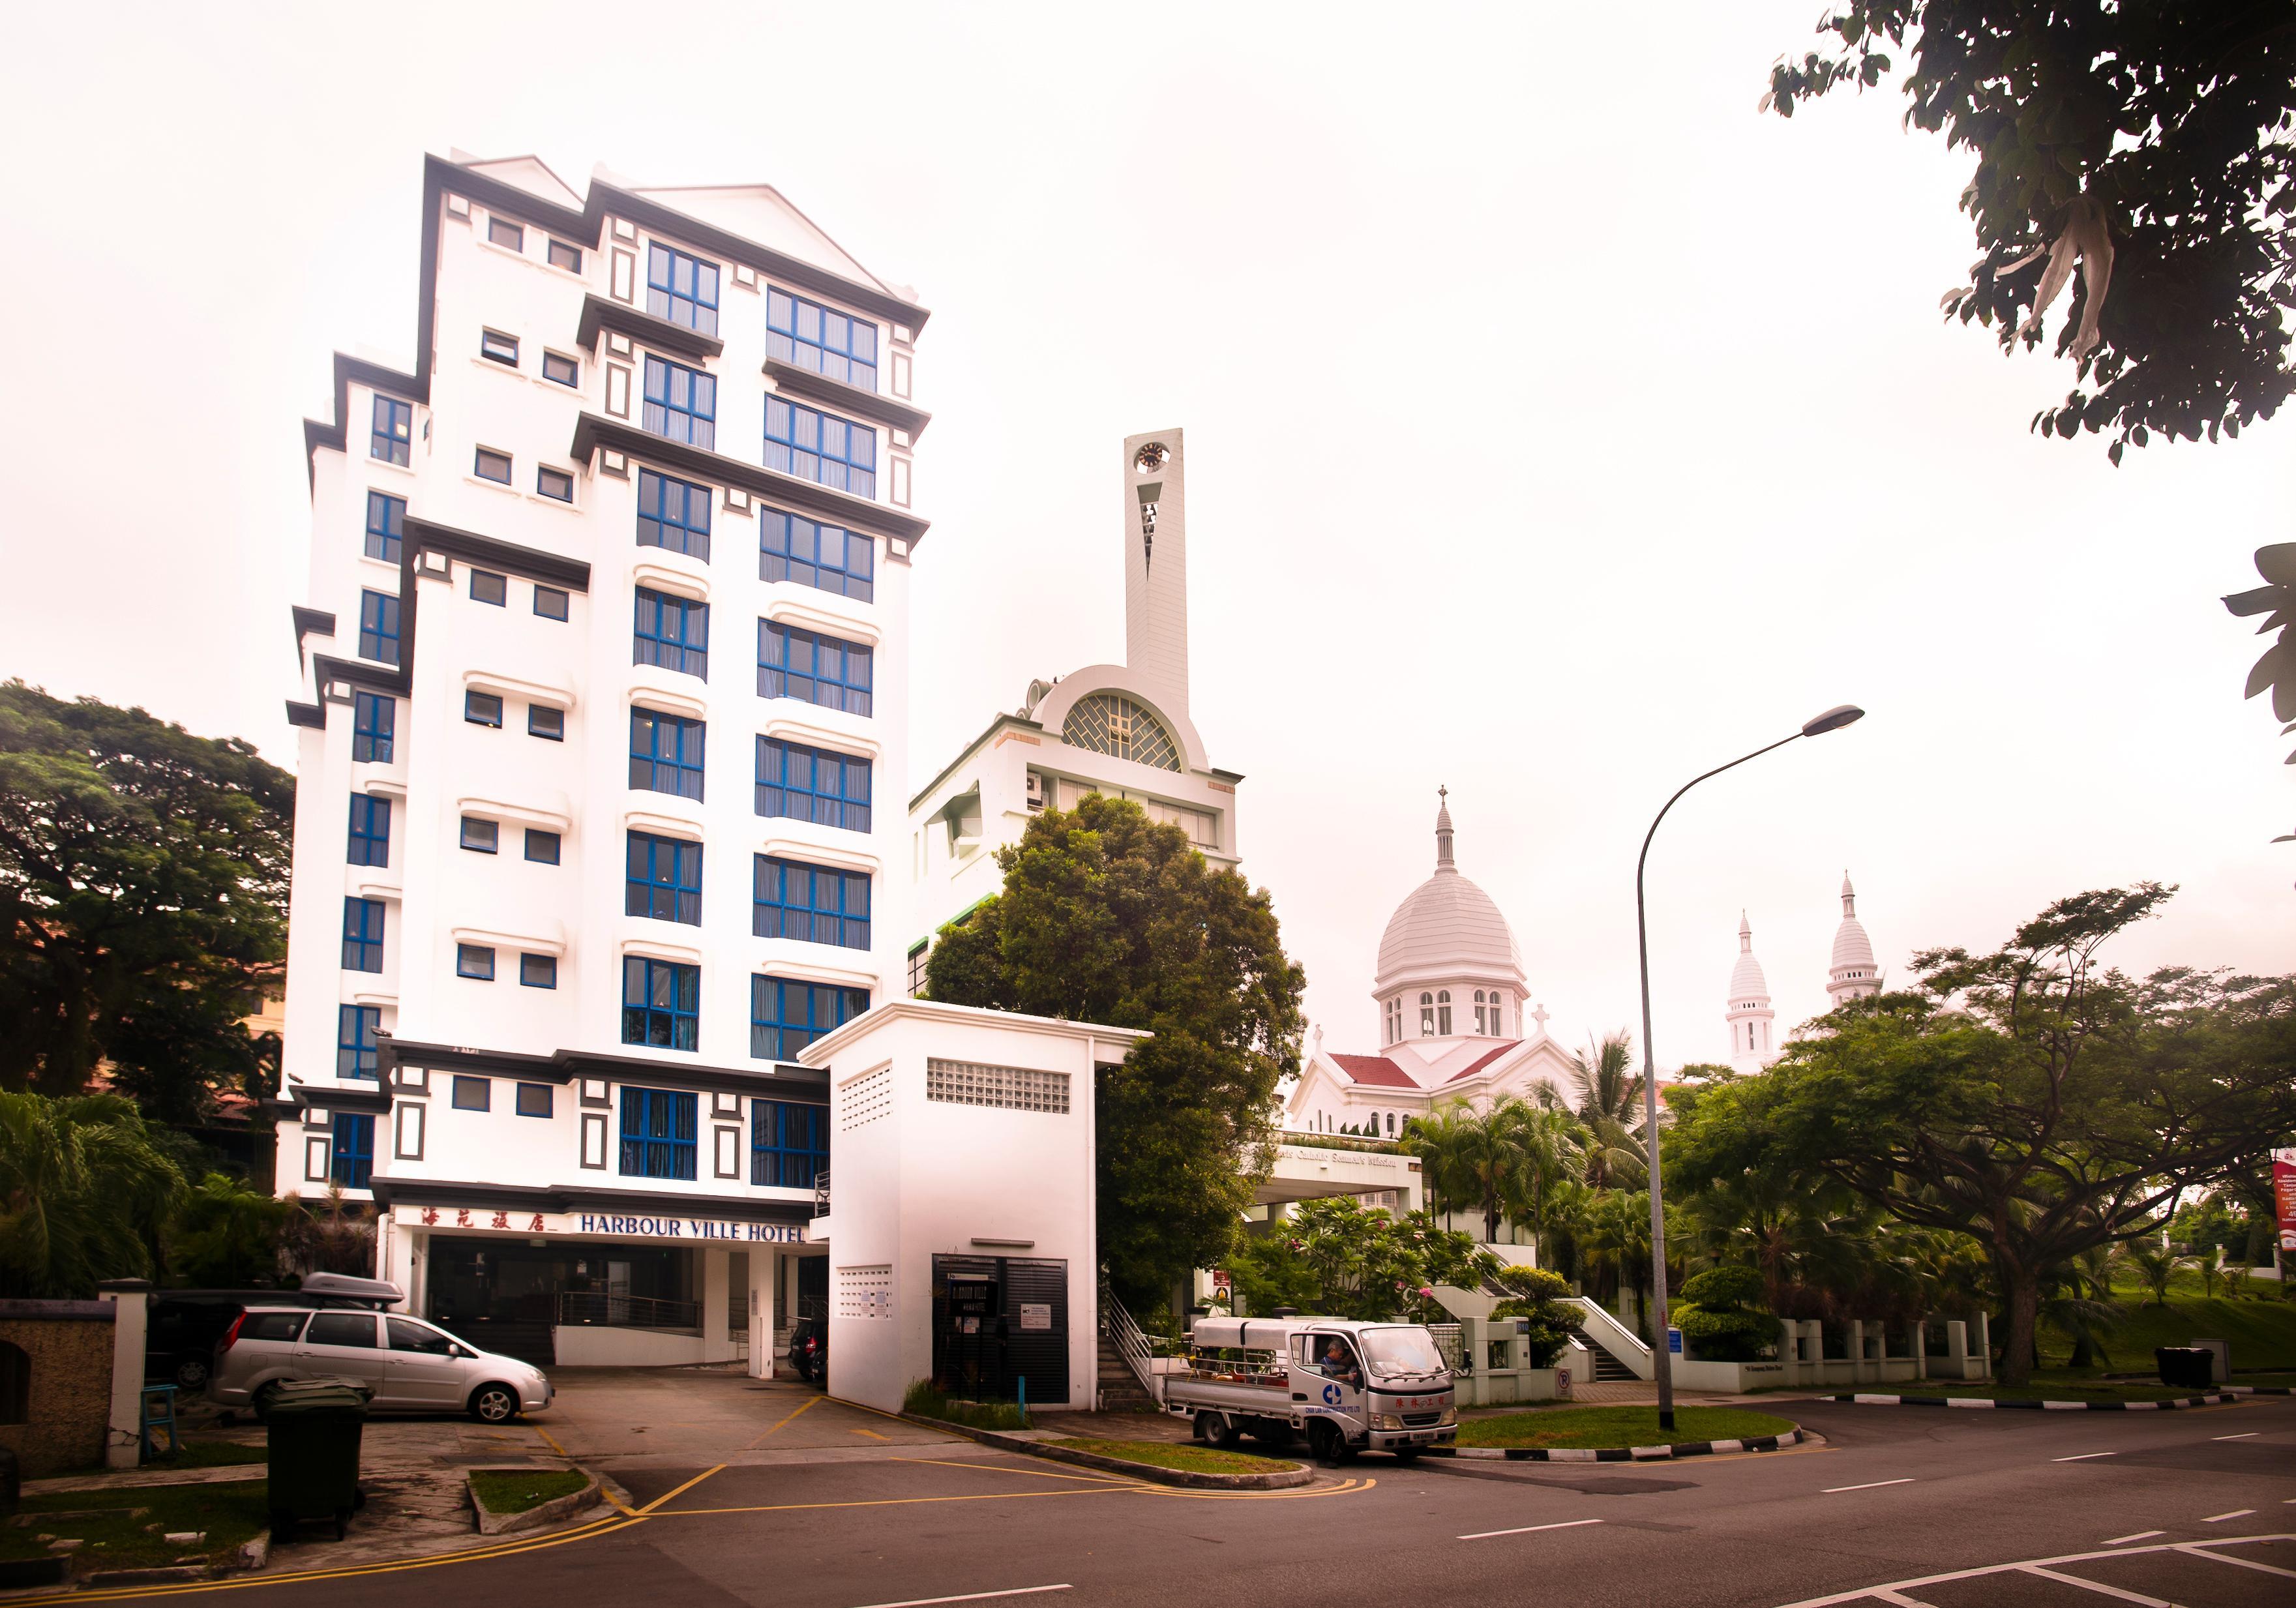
[209,1307,552,1423]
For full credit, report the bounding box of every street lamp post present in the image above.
[1635,704,1864,1432]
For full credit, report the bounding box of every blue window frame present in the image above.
[760,510,872,602]
[766,289,878,391]
[645,243,721,336]
[629,709,706,801]
[352,692,394,764]
[336,1005,383,1080]
[751,1099,829,1189]
[347,794,391,867]
[529,705,565,741]
[370,395,411,465]
[471,569,507,606]
[764,398,875,498]
[456,943,496,980]
[524,829,561,864]
[365,491,405,563]
[625,831,703,925]
[535,586,570,621]
[331,1113,374,1189]
[452,1075,490,1110]
[755,738,872,832]
[621,958,700,1051]
[641,355,717,449]
[342,897,385,972]
[758,623,871,715]
[516,1082,554,1117]
[520,953,557,989]
[750,976,867,1063]
[636,469,712,560]
[753,856,871,950]
[634,588,709,680]
[619,1086,698,1179]
[466,691,504,727]
[358,589,401,666]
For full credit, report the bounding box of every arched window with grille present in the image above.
[1419,992,1435,1035]
[1436,990,1452,1035]
[1060,693,1181,771]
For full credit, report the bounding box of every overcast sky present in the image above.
[3,3,2289,1073]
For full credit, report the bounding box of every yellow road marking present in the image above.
[531,1425,573,1459]
[749,1393,827,1447]
[648,1486,1147,1517]
[638,1464,728,1513]
[852,1427,891,1441]
[889,1455,1144,1486]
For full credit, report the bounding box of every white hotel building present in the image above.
[273,153,1109,1410]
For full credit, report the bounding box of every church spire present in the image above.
[1435,785,1455,870]
[1828,870,1881,1004]
[1841,870,1857,919]
[1727,910,1776,1070]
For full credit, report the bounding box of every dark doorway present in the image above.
[929,1255,1067,1405]
[426,1239,694,1363]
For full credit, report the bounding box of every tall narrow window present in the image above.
[751,1099,829,1188]
[1490,999,1504,1035]
[1419,992,1435,1036]
[357,590,401,666]
[331,1113,375,1189]
[1436,990,1452,1035]
[364,491,405,562]
[636,469,712,559]
[750,977,868,1062]
[758,622,871,715]
[619,1086,698,1178]
[764,397,874,497]
[370,395,411,465]
[546,239,582,274]
[755,737,871,831]
[629,709,706,801]
[753,856,871,950]
[625,831,703,925]
[645,243,721,336]
[346,794,391,867]
[760,511,872,601]
[342,897,386,972]
[641,355,716,449]
[766,289,878,391]
[351,692,394,763]
[633,589,709,679]
[336,1005,383,1080]
[621,958,700,1050]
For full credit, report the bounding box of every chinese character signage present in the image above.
[393,1204,804,1243]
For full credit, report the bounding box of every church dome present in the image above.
[1373,797,1527,994]
[1828,871,1880,1000]
[1729,912,1770,1003]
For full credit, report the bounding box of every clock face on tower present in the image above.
[1133,442,1169,474]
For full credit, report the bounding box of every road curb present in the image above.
[898,1414,1315,1489]
[1424,1425,1805,1462]
[466,1465,606,1536]
[1822,1391,2265,1410]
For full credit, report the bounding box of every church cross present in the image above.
[1531,1004,1550,1035]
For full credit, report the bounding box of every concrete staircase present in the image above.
[1571,1331,1639,1381]
[1096,1332,1158,1412]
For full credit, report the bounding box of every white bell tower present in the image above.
[1726,912,1779,1071]
[1121,428,1189,718]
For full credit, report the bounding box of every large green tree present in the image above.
[1668,884,2296,1385]
[0,683,292,1116]
[925,795,1305,1307]
[0,1090,187,1297]
[1765,3,2295,459]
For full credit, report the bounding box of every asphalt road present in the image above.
[59,1394,2296,1607]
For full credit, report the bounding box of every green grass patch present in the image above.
[902,1380,1029,1431]
[1455,1405,1794,1450]
[1048,1437,1300,1475]
[0,1482,270,1571]
[2042,1293,2296,1371]
[468,1469,588,1515]
[1885,1376,2233,1403]
[152,1438,269,1470]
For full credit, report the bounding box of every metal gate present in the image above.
[930,1254,1067,1404]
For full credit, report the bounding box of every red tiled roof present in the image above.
[1444,1041,1521,1083]
[1330,1054,1419,1088]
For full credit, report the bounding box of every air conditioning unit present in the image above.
[1024,772,1047,811]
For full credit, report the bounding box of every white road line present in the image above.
[1871,1592,1936,1607]
[2180,1544,2296,1581]
[2105,1531,2164,1545]
[1457,1518,1604,1541]
[847,1590,1072,1608]
[2054,1452,2117,1461]
[1823,1478,1915,1493]
[2201,1509,2254,1522]
[2211,1432,2258,1441]
[1770,1535,2296,1608]
[2017,1564,2179,1606]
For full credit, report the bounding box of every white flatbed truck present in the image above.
[1161,1316,1456,1464]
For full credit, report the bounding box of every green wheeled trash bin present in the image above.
[2154,1347,2213,1390]
[263,1378,372,1541]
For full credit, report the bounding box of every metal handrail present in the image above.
[814,1169,830,1216]
[1562,1296,1656,1379]
[556,1290,702,1332]
[1097,1276,1161,1404]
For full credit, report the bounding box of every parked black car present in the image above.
[788,1315,826,1384]
[147,1273,403,1390]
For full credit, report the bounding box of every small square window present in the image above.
[466,691,504,727]
[520,953,558,990]
[537,467,574,503]
[480,329,518,366]
[475,448,513,484]
[535,586,570,621]
[486,216,523,252]
[529,704,565,741]
[525,829,561,864]
[547,239,582,274]
[460,816,499,854]
[470,569,507,606]
[516,1081,555,1116]
[456,944,496,981]
[542,351,580,387]
[452,1074,492,1110]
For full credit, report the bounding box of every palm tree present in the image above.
[0,1091,186,1297]
[2111,1238,2181,1307]
[1498,1102,1585,1266]
[1401,1098,1537,1243]
[1571,1032,1649,1191]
